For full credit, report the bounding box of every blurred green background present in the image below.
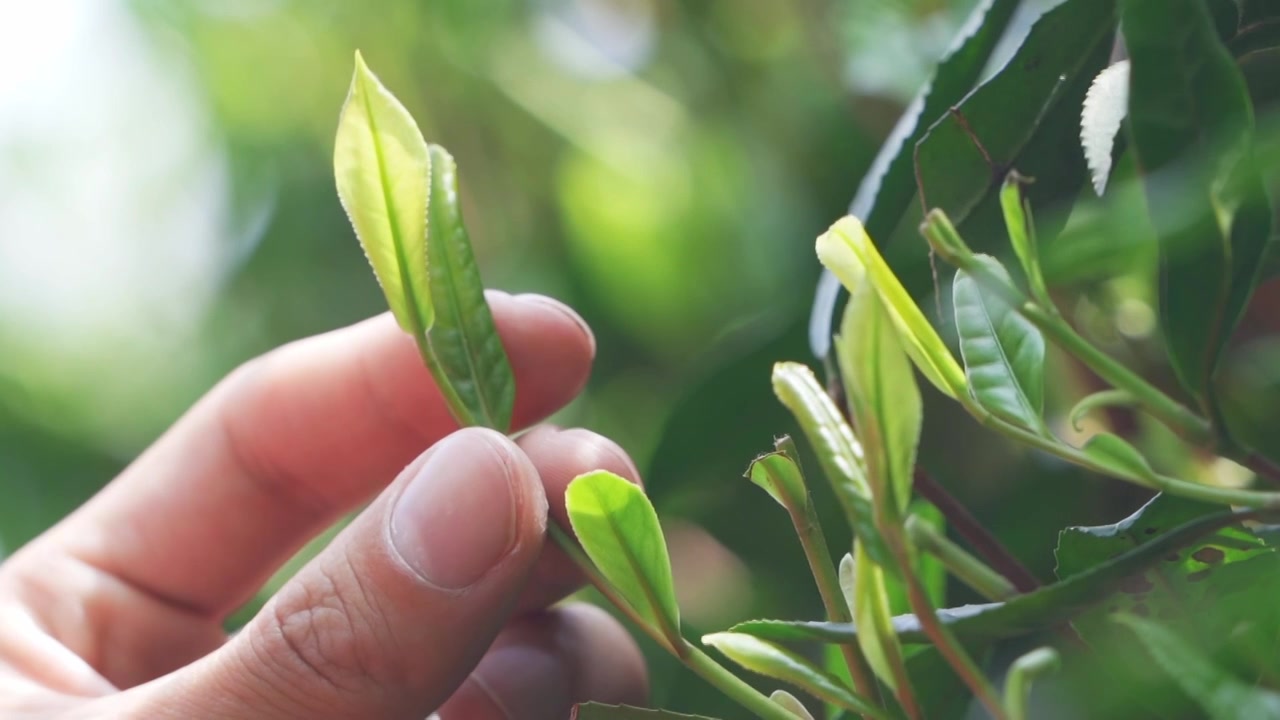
[0,0,1223,715]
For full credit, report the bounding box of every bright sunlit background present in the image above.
[3,0,1150,713]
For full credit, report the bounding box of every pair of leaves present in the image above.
[728,495,1265,647]
[1121,0,1272,423]
[335,52,514,430]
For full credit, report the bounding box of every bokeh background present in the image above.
[5,0,1257,715]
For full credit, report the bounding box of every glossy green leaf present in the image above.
[953,256,1048,435]
[729,501,1261,646]
[747,450,808,510]
[811,0,1022,357]
[334,51,433,337]
[771,362,889,565]
[421,144,516,431]
[768,690,814,720]
[572,705,720,720]
[1122,0,1270,413]
[842,548,911,696]
[565,471,680,644]
[836,265,921,518]
[914,0,1117,225]
[817,216,967,400]
[1116,615,1280,719]
[701,632,886,718]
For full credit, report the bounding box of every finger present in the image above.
[133,429,549,720]
[512,426,643,612]
[46,293,592,618]
[435,603,648,720]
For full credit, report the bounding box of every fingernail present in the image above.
[515,294,595,357]
[390,430,520,589]
[472,645,571,720]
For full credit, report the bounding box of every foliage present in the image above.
[8,1,1280,718]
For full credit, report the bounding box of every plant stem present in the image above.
[906,515,1017,601]
[683,642,801,720]
[1019,303,1212,446]
[912,469,1040,593]
[1003,647,1060,720]
[783,494,879,709]
[551,524,802,720]
[885,527,1007,720]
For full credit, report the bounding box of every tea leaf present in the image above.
[747,451,808,510]
[1079,433,1159,486]
[810,0,1021,357]
[842,550,911,695]
[565,471,680,645]
[836,266,922,518]
[334,51,433,337]
[999,175,1051,309]
[953,256,1048,435]
[1116,615,1280,720]
[422,144,515,431]
[730,501,1260,646]
[771,362,889,566]
[702,632,886,718]
[817,216,966,400]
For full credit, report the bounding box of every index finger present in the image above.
[41,292,594,618]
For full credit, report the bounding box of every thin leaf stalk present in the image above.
[779,492,880,711]
[1003,647,1060,720]
[905,515,1017,601]
[550,525,805,720]
[883,526,1007,720]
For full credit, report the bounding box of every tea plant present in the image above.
[335,0,1280,715]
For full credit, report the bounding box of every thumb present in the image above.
[142,428,548,719]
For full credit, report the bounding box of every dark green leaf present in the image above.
[953,256,1047,434]
[422,144,515,431]
[1122,0,1270,414]
[914,0,1117,225]
[1116,615,1280,719]
[572,705,721,720]
[565,471,680,644]
[728,502,1261,646]
[702,632,887,719]
[810,0,1020,357]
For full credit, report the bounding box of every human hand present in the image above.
[0,292,648,719]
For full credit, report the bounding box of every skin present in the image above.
[0,292,649,719]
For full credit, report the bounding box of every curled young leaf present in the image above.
[565,471,681,648]
[953,256,1049,435]
[999,175,1053,309]
[817,216,967,400]
[747,451,808,510]
[701,632,886,719]
[334,50,433,337]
